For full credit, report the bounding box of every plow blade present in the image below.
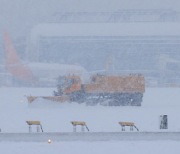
[26,95,69,103]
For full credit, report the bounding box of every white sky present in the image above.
[0,0,180,37]
[0,0,180,12]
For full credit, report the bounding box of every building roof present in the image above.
[30,22,180,39]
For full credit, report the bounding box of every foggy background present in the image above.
[1,0,180,37]
[1,0,180,87]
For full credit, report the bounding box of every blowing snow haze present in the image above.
[1,1,180,153]
[0,0,180,37]
[1,0,180,87]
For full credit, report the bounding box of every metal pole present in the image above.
[29,125,32,133]
[81,125,85,132]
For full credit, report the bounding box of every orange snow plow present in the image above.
[26,74,145,106]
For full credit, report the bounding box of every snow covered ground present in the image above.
[0,87,180,153]
[1,141,180,154]
[0,87,180,133]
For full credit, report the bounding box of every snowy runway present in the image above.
[1,87,180,153]
[1,132,180,142]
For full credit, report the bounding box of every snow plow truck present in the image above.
[27,74,145,106]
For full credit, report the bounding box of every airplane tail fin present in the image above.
[3,32,35,81]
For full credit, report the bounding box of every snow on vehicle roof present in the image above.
[28,62,87,77]
[30,22,180,42]
[28,62,89,83]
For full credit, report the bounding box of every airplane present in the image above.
[2,32,146,87]
[1,32,88,87]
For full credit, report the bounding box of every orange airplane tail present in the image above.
[3,32,35,81]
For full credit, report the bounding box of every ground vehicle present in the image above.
[27,74,145,106]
